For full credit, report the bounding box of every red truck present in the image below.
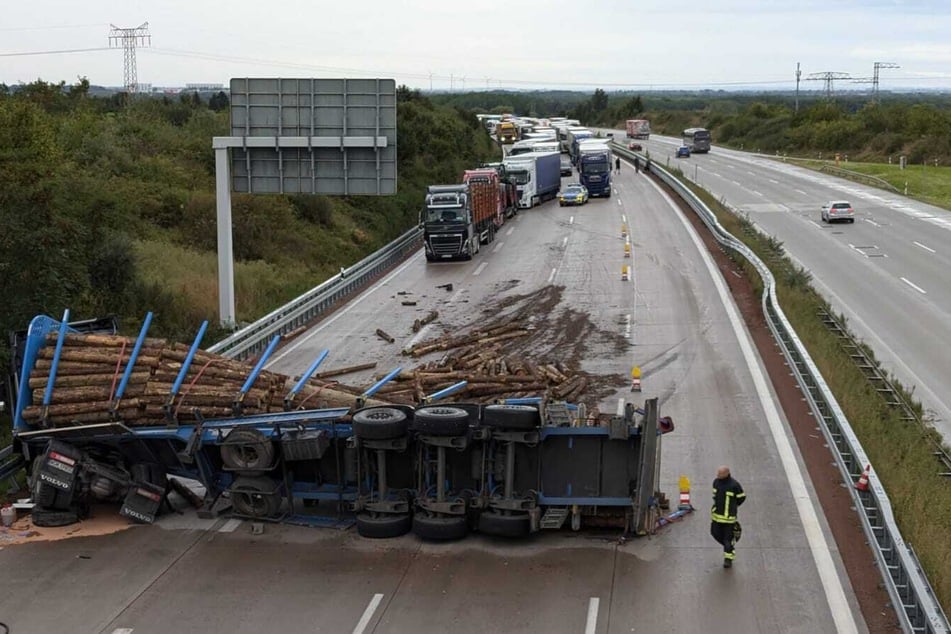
[463,168,508,238]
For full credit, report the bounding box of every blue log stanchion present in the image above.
[357,367,402,408]
[165,320,208,422]
[234,335,281,413]
[284,349,329,410]
[421,381,468,404]
[41,309,71,424]
[111,312,153,416]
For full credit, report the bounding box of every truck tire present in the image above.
[220,428,275,473]
[412,513,468,541]
[478,511,531,538]
[352,407,408,440]
[355,512,412,539]
[411,407,469,437]
[230,476,281,518]
[482,404,540,431]
[31,508,80,527]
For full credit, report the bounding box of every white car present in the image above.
[821,200,855,224]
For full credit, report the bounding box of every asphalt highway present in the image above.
[621,128,951,443]
[0,164,865,633]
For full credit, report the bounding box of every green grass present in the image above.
[685,182,951,615]
[134,239,330,328]
[785,158,951,211]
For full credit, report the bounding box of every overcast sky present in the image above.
[3,0,950,92]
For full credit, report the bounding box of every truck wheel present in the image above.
[413,513,468,541]
[352,407,408,440]
[478,511,531,538]
[131,463,168,490]
[230,476,281,518]
[482,404,540,430]
[356,512,412,538]
[220,428,275,473]
[31,508,80,528]
[411,406,470,436]
[32,477,74,511]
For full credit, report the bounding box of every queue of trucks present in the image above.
[425,114,635,261]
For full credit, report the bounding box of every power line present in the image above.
[0,23,106,32]
[0,47,111,57]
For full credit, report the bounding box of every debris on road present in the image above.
[375,329,396,344]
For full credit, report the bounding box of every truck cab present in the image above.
[577,140,612,197]
[423,185,480,261]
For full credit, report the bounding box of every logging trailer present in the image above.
[6,311,672,540]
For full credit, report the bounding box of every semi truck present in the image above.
[7,310,672,541]
[423,180,497,262]
[560,126,587,154]
[577,140,613,197]
[503,151,561,209]
[626,119,651,140]
[567,128,595,165]
[496,121,518,144]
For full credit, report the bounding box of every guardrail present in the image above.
[778,156,902,194]
[208,226,423,360]
[613,142,949,633]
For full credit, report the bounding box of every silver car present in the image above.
[821,200,855,224]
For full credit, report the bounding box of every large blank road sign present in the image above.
[228,77,396,195]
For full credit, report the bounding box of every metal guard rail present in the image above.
[612,143,948,634]
[208,226,423,360]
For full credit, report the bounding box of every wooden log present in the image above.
[35,348,162,368]
[31,383,147,404]
[43,407,146,427]
[50,333,168,348]
[376,329,395,344]
[21,399,143,420]
[33,360,131,375]
[28,371,152,389]
[565,377,588,403]
[313,362,378,379]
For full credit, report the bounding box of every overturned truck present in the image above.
[9,311,671,540]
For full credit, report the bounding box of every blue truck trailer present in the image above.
[7,310,672,539]
[502,151,561,209]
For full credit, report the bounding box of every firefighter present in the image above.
[615,157,621,174]
[710,465,745,568]
[633,156,641,174]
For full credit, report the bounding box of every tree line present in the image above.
[0,80,496,378]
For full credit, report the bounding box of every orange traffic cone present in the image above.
[678,475,692,510]
[855,464,870,492]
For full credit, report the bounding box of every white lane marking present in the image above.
[353,593,385,634]
[864,219,881,227]
[547,268,557,283]
[585,597,600,634]
[506,226,515,236]
[562,236,568,248]
[267,253,422,367]
[613,188,619,195]
[616,197,622,206]
[569,216,574,225]
[624,313,631,339]
[795,188,808,196]
[768,178,780,184]
[111,630,134,634]
[730,179,742,187]
[646,177,859,634]
[218,518,242,533]
[746,170,756,176]
[621,214,627,224]
[913,241,936,253]
[751,190,763,197]
[492,241,505,254]
[473,262,488,276]
[901,277,927,294]
[847,244,868,258]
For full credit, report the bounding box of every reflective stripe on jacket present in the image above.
[711,476,745,523]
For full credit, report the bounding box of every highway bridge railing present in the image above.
[208,226,423,360]
[613,142,948,634]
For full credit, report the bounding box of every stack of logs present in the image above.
[365,319,590,405]
[21,333,382,428]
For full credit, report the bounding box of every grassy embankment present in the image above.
[678,177,951,613]
[782,158,951,211]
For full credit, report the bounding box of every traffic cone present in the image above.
[855,464,870,492]
[630,366,641,392]
[678,475,692,510]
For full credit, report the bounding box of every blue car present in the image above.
[676,145,691,158]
